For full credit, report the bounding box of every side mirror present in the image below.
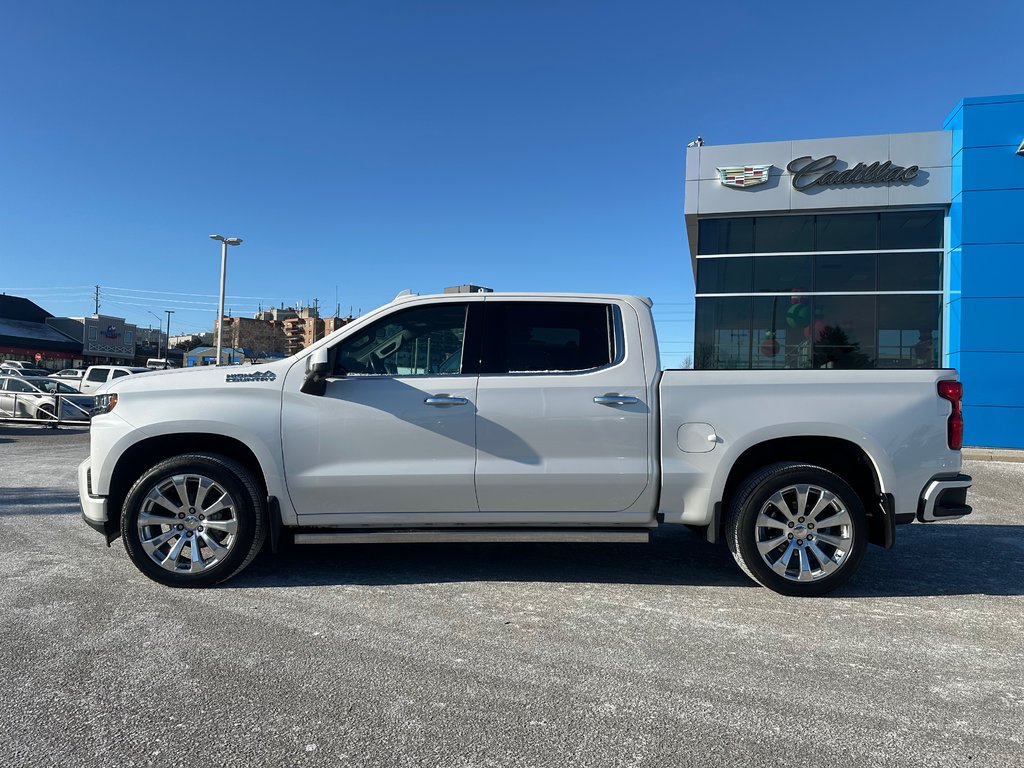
[300,347,332,396]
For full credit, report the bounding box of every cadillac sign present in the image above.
[716,165,772,188]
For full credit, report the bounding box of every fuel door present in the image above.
[677,422,720,453]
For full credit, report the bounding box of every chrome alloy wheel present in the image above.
[754,483,854,583]
[136,473,239,574]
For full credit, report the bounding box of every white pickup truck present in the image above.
[79,292,972,596]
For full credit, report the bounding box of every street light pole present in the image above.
[146,310,163,357]
[209,234,243,366]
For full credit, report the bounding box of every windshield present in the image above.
[25,377,80,394]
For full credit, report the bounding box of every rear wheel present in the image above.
[121,453,266,587]
[726,462,867,597]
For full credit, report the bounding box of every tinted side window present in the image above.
[111,370,130,379]
[86,368,107,382]
[333,304,468,376]
[481,303,614,374]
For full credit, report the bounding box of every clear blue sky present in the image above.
[0,1,1017,365]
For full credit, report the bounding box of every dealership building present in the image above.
[684,93,1024,449]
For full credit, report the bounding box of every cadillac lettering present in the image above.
[787,155,919,191]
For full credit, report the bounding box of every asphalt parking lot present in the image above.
[1,426,1022,768]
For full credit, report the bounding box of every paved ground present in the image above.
[1,425,1022,768]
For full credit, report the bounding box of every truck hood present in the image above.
[95,360,295,395]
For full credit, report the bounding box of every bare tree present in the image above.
[234,321,287,363]
[174,336,203,352]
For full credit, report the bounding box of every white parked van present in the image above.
[80,365,150,394]
[145,358,176,370]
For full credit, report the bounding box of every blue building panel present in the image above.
[958,244,1024,297]
[957,99,1024,149]
[960,146,1024,192]
[945,92,1024,449]
[958,299,1024,353]
[959,190,1024,245]
[963,405,1024,450]
[956,352,1024,407]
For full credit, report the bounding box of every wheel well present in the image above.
[108,433,268,524]
[720,437,888,547]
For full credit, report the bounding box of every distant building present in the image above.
[169,332,213,349]
[47,314,139,364]
[184,346,246,367]
[444,284,493,294]
[0,294,83,369]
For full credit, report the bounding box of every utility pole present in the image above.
[312,298,320,343]
[165,310,174,362]
[94,285,101,314]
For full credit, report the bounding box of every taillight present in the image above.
[937,380,963,450]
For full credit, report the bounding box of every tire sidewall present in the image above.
[729,464,867,597]
[121,454,263,588]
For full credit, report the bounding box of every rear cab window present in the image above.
[480,302,619,374]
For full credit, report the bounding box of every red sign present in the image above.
[34,353,42,362]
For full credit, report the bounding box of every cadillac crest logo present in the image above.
[717,165,772,188]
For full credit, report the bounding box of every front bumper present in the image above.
[78,457,118,543]
[918,473,973,522]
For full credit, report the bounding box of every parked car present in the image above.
[0,375,95,423]
[79,292,971,595]
[79,365,150,394]
[1,360,32,370]
[2,366,52,377]
[146,358,177,370]
[50,368,87,391]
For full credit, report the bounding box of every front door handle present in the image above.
[593,394,640,406]
[424,395,469,406]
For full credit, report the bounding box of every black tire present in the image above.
[726,462,867,597]
[121,453,266,588]
[36,403,57,427]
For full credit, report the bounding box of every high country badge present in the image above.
[716,164,772,188]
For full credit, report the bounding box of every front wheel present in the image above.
[726,462,867,597]
[121,453,267,587]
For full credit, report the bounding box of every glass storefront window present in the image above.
[698,218,753,255]
[695,297,751,369]
[753,255,812,293]
[816,213,877,251]
[751,297,813,369]
[879,211,943,249]
[877,295,941,368]
[815,253,876,292]
[754,216,814,253]
[696,257,753,293]
[694,210,944,370]
[877,251,942,291]
[810,296,876,369]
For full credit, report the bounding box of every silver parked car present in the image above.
[0,375,96,423]
[50,368,87,391]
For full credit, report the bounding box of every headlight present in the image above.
[92,393,118,415]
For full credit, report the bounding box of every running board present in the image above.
[292,529,651,545]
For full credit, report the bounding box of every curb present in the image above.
[962,447,1024,463]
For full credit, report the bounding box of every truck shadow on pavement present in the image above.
[231,522,1024,597]
[238,527,754,590]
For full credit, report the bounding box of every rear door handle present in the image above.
[593,394,640,406]
[424,395,469,406]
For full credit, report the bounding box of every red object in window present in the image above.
[937,380,963,450]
